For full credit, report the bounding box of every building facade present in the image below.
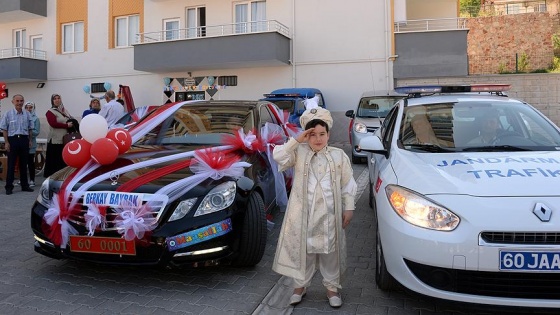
[0,0,460,141]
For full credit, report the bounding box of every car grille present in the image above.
[405,259,560,299]
[67,192,168,232]
[481,232,560,245]
[366,127,378,133]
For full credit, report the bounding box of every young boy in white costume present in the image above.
[272,105,357,308]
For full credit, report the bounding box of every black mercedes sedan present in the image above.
[31,100,293,268]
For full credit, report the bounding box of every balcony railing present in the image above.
[394,18,468,33]
[136,20,290,44]
[461,1,548,17]
[0,47,47,60]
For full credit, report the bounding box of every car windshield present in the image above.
[134,105,255,145]
[357,97,401,118]
[270,100,296,113]
[399,100,560,152]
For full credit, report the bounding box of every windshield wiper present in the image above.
[462,145,531,152]
[405,144,454,153]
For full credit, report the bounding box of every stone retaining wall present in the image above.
[467,12,555,74]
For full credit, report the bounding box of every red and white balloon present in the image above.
[63,139,92,168]
[90,138,119,165]
[106,128,132,154]
[0,82,6,100]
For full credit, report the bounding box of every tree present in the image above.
[460,0,482,17]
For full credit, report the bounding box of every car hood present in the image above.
[391,150,560,197]
[51,145,251,190]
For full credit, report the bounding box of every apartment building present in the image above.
[0,0,461,140]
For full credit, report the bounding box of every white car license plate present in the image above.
[500,251,560,271]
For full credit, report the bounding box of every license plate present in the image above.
[500,251,560,271]
[69,236,136,255]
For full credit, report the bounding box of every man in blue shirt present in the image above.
[0,94,34,195]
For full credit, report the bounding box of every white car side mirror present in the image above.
[357,136,388,157]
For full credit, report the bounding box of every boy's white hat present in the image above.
[300,107,333,129]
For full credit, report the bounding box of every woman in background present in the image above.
[44,94,74,177]
[24,101,40,187]
[82,98,101,118]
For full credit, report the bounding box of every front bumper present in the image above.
[31,202,240,267]
[377,193,560,308]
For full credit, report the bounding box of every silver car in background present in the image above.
[345,91,404,163]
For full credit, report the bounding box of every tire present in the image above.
[233,192,267,267]
[375,220,398,290]
[352,153,362,164]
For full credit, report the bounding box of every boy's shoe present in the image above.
[289,287,307,305]
[29,181,35,187]
[327,291,342,308]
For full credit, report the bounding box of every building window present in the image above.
[62,22,84,53]
[234,1,266,34]
[186,7,206,38]
[91,83,107,93]
[30,35,44,59]
[218,76,238,86]
[13,28,26,57]
[164,18,180,41]
[116,15,139,47]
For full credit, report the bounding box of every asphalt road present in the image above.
[0,142,557,314]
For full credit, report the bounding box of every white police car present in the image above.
[359,84,560,308]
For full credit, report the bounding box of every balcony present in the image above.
[393,18,469,79]
[0,0,47,23]
[134,20,291,73]
[0,48,47,82]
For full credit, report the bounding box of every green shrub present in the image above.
[518,53,529,73]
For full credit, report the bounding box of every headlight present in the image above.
[385,185,459,231]
[354,122,367,134]
[194,181,236,217]
[168,198,197,222]
[37,180,50,208]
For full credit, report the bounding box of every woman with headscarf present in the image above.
[44,94,74,177]
[23,101,40,187]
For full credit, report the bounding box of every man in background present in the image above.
[99,90,125,128]
[0,94,34,195]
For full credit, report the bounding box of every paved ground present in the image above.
[0,142,557,314]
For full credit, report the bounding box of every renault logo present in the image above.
[533,203,552,222]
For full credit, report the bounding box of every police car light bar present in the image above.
[263,93,301,97]
[395,84,511,95]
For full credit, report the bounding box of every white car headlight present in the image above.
[385,185,459,231]
[194,181,236,217]
[354,122,367,134]
[37,180,50,208]
[168,198,197,222]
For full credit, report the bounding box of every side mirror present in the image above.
[345,110,354,118]
[357,136,388,157]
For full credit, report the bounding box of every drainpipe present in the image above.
[384,0,392,93]
[291,0,296,88]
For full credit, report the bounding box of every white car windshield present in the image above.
[399,101,560,151]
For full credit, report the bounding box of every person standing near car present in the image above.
[24,101,40,187]
[272,106,357,308]
[44,94,73,177]
[0,94,35,195]
[99,90,124,128]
